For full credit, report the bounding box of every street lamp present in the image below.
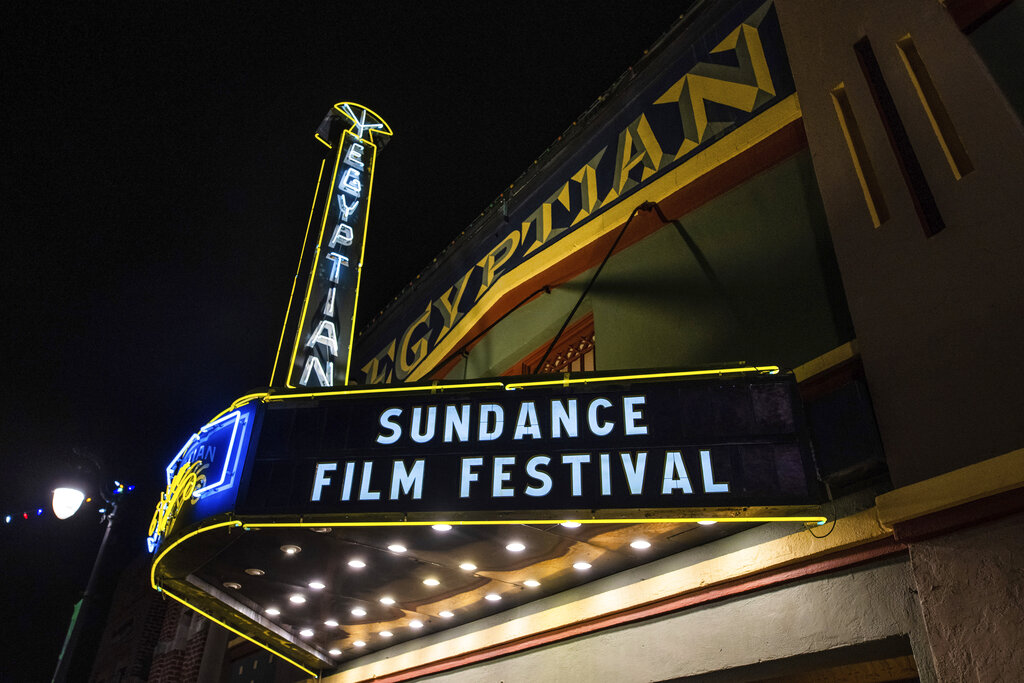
[50,468,131,683]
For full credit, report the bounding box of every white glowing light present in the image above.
[300,628,314,638]
[379,596,395,605]
[573,562,592,570]
[524,580,541,588]
[560,521,582,528]
[506,542,526,552]
[410,619,423,629]
[630,540,651,550]
[265,607,280,616]
[329,648,342,656]
[439,610,454,618]
[289,594,306,604]
[324,619,339,627]
[388,544,407,553]
[281,545,301,555]
[423,578,440,587]
[698,520,717,526]
[351,608,367,617]
[459,562,477,571]
[485,593,501,602]
[432,524,452,531]
[379,630,393,638]
[353,640,366,648]
[348,559,366,568]
[52,488,85,520]
[308,580,326,590]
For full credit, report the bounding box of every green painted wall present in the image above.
[453,150,853,378]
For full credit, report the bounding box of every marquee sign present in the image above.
[236,369,819,519]
[354,0,794,385]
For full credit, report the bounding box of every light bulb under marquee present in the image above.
[348,559,366,568]
[506,542,525,552]
[423,578,440,586]
[353,640,366,648]
[265,607,280,616]
[485,593,501,602]
[351,608,367,617]
[698,520,718,525]
[630,540,651,549]
[573,562,592,570]
[281,544,301,555]
[329,648,342,657]
[410,620,423,629]
[289,594,306,604]
[524,579,541,587]
[245,568,265,576]
[439,610,454,618]
[324,619,339,627]
[308,581,326,590]
[459,562,477,571]
[380,631,393,638]
[379,596,395,605]
[387,544,407,553]
[560,521,582,528]
[300,629,314,638]
[432,524,452,531]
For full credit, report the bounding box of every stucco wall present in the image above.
[412,558,931,683]
[909,511,1024,681]
[775,0,1024,486]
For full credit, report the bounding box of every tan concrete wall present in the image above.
[775,0,1024,486]
[909,511,1024,681]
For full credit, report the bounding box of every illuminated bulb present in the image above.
[380,631,393,638]
[423,578,440,587]
[310,527,332,533]
[52,488,85,520]
[289,594,306,604]
[485,593,501,602]
[560,521,581,528]
[432,524,452,531]
[459,562,477,571]
[439,610,454,618]
[281,544,301,555]
[387,544,407,553]
[379,596,395,605]
[524,579,541,588]
[329,648,342,656]
[348,559,366,568]
[324,619,339,627]
[505,542,526,552]
[308,580,326,590]
[697,520,717,526]
[353,640,366,648]
[573,562,592,570]
[299,628,314,638]
[244,568,265,576]
[265,607,280,616]
[351,608,367,617]
[630,540,651,550]
[410,619,424,629]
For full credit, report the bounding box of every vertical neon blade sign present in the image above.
[286,103,392,388]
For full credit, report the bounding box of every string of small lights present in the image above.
[2,480,135,525]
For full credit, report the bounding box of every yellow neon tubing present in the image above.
[242,516,827,529]
[271,158,327,387]
[264,380,505,402]
[159,588,318,678]
[286,138,346,389]
[504,366,780,390]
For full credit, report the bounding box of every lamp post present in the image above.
[50,477,128,683]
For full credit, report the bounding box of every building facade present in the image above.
[94,1,1024,681]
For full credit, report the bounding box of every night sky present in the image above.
[1,3,690,678]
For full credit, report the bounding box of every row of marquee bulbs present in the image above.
[248,520,717,657]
